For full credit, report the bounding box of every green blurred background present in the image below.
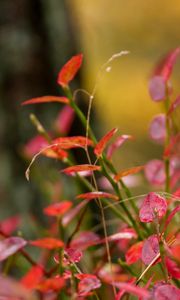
[0,0,180,219]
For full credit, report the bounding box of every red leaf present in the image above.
[144,159,166,185]
[100,231,137,245]
[57,54,83,87]
[125,241,144,265]
[22,95,69,106]
[43,201,72,217]
[38,276,65,292]
[76,191,119,201]
[64,248,83,264]
[168,96,180,115]
[62,200,88,227]
[153,47,180,81]
[54,105,75,135]
[164,133,180,158]
[141,234,159,265]
[114,165,144,182]
[164,205,180,232]
[148,76,166,101]
[113,282,150,299]
[30,238,64,249]
[149,114,166,143]
[52,136,94,149]
[94,128,118,157]
[78,274,101,297]
[43,147,68,160]
[166,257,180,279]
[139,192,167,223]
[21,265,44,289]
[61,164,101,176]
[70,231,100,250]
[153,283,180,300]
[106,135,133,159]
[0,215,21,235]
[0,237,27,261]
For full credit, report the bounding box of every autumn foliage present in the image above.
[0,50,180,299]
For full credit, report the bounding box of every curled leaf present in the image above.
[0,237,27,261]
[57,54,83,87]
[76,191,119,201]
[114,165,144,182]
[148,76,166,101]
[149,114,166,143]
[22,96,69,106]
[94,128,118,157]
[43,201,72,217]
[139,192,167,223]
[106,134,133,159]
[30,238,64,250]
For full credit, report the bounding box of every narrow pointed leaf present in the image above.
[62,200,88,227]
[61,164,101,175]
[52,136,94,149]
[168,96,180,115]
[57,54,83,87]
[114,165,144,182]
[106,134,133,159]
[70,231,100,250]
[94,128,118,157]
[76,191,119,201]
[43,201,72,217]
[0,237,27,261]
[30,238,64,249]
[125,241,144,265]
[164,205,180,232]
[113,282,150,299]
[22,96,69,106]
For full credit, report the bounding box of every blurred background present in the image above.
[0,0,180,220]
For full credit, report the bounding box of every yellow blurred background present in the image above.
[68,0,180,168]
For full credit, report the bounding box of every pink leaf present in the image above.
[52,136,94,149]
[23,135,48,158]
[70,231,100,250]
[114,165,144,182]
[57,54,83,87]
[0,237,27,261]
[55,106,75,135]
[76,191,119,201]
[139,192,167,223]
[0,216,21,235]
[144,160,165,185]
[61,164,101,175]
[153,47,180,81]
[141,234,159,265]
[62,200,88,227]
[113,282,150,299]
[22,95,69,106]
[153,283,180,300]
[30,238,64,250]
[43,201,72,217]
[64,248,83,264]
[125,241,144,265]
[100,231,137,244]
[149,114,166,143]
[0,275,33,300]
[21,265,44,289]
[78,274,101,297]
[94,128,118,157]
[106,135,133,159]
[148,76,166,101]
[168,96,180,115]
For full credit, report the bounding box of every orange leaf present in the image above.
[114,165,144,182]
[94,128,118,157]
[37,276,65,292]
[52,136,94,149]
[21,96,69,106]
[43,147,68,160]
[61,164,101,175]
[30,238,64,249]
[76,191,118,201]
[21,265,44,289]
[57,54,83,87]
[43,201,72,217]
